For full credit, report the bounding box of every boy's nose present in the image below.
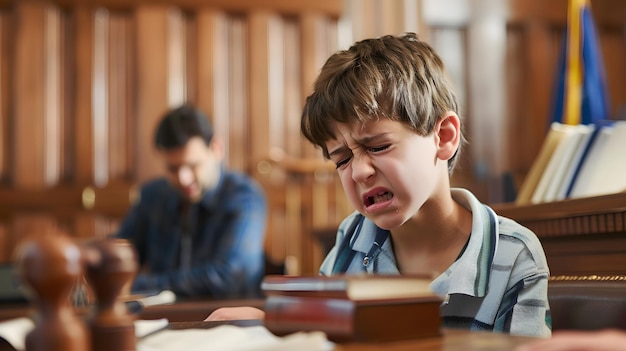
[351,154,375,183]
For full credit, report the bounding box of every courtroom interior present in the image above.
[0,0,625,350]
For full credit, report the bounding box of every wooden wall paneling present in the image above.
[600,29,626,118]
[299,177,316,275]
[45,0,343,17]
[45,5,63,187]
[379,0,421,37]
[257,19,298,269]
[266,187,288,268]
[226,17,247,172]
[14,2,52,188]
[466,3,508,203]
[0,10,10,182]
[0,224,8,262]
[285,180,303,274]
[0,42,12,257]
[247,11,292,269]
[58,8,72,182]
[183,13,197,104]
[511,23,559,185]
[345,0,378,42]
[281,20,302,158]
[167,8,186,107]
[73,7,96,184]
[108,12,134,180]
[135,5,171,182]
[503,28,525,189]
[247,12,282,172]
[72,211,98,241]
[10,214,61,256]
[297,14,342,274]
[195,9,230,162]
[310,172,333,271]
[299,13,335,159]
[92,9,110,187]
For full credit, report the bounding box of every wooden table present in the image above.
[139,298,265,322]
[169,320,537,351]
[335,329,535,350]
[0,300,538,351]
[0,298,265,323]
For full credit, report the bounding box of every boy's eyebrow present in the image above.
[327,147,346,158]
[355,133,390,145]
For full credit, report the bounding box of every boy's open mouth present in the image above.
[364,191,393,207]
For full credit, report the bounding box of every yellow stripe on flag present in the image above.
[564,0,587,125]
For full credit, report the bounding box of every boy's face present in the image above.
[159,136,224,203]
[325,118,451,230]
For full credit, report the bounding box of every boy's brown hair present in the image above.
[301,32,465,173]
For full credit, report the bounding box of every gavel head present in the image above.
[84,238,138,307]
[14,230,83,305]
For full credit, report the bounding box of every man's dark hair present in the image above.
[154,104,214,149]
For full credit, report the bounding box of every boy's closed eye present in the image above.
[332,144,391,169]
[367,144,390,153]
[335,157,351,169]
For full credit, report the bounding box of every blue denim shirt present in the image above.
[116,169,267,298]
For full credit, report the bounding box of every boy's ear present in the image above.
[435,112,461,161]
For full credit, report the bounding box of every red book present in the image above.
[262,274,435,300]
[262,275,442,342]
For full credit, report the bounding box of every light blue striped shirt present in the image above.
[319,188,551,337]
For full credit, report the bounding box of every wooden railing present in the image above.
[493,192,626,276]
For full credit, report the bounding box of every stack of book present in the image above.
[261,274,442,343]
[516,120,626,205]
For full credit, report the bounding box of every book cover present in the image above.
[264,295,442,342]
[261,274,434,300]
[547,124,596,202]
[530,123,582,204]
[570,121,626,198]
[516,122,570,205]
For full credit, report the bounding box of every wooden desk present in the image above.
[169,321,536,351]
[335,329,534,351]
[492,192,626,276]
[0,298,265,323]
[139,298,265,322]
[0,303,31,322]
[0,300,538,350]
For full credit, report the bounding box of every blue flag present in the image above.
[550,0,611,126]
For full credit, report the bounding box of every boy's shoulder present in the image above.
[496,215,542,248]
[494,215,549,271]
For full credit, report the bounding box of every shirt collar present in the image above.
[430,188,498,298]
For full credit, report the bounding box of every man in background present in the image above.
[117,104,267,298]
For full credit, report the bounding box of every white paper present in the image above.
[138,325,333,351]
[135,318,169,338]
[0,317,33,351]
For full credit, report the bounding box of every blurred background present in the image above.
[0,0,624,275]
